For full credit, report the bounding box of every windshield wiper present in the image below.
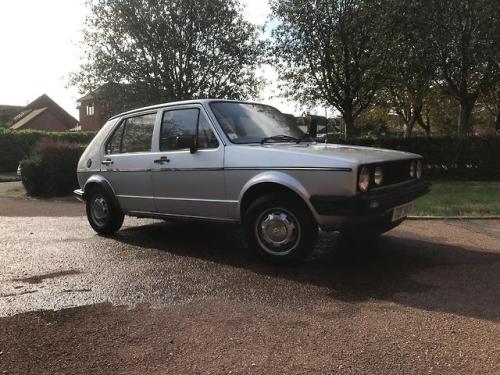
[261,135,300,144]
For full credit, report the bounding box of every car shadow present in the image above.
[114,220,500,322]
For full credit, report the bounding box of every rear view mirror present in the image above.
[176,135,197,153]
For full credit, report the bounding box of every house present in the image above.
[77,91,109,131]
[77,83,154,131]
[0,105,24,127]
[9,94,78,131]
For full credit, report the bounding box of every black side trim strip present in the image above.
[224,167,352,172]
[144,167,353,172]
[153,168,224,172]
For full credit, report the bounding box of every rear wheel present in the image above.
[244,193,318,263]
[86,188,124,235]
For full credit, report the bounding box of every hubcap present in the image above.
[91,195,109,226]
[256,208,301,256]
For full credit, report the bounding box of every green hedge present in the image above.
[0,129,95,172]
[20,140,86,197]
[329,136,500,180]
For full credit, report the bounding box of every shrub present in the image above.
[20,139,86,197]
[19,159,43,196]
[0,128,95,172]
[328,135,500,180]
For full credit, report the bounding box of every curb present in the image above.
[407,216,500,220]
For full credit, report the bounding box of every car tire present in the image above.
[86,188,124,235]
[244,193,318,263]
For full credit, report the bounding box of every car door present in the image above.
[150,105,226,219]
[100,111,158,213]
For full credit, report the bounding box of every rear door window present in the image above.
[105,113,156,154]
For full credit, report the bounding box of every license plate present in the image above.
[392,202,414,222]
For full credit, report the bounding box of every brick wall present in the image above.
[79,99,108,131]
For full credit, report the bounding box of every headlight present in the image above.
[416,160,422,179]
[374,166,383,186]
[358,166,370,192]
[410,161,416,178]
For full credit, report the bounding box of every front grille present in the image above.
[358,159,418,191]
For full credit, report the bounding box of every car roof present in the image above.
[109,98,265,120]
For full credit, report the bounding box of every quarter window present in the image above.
[160,108,219,151]
[105,113,156,154]
[106,122,125,154]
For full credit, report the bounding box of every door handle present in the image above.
[154,156,170,164]
[101,159,114,165]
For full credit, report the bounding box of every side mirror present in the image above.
[176,135,197,153]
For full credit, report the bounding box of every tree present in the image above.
[381,0,436,137]
[420,87,460,135]
[71,0,263,115]
[429,0,500,135]
[269,0,388,138]
[479,85,500,132]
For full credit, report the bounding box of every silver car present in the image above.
[75,99,429,262]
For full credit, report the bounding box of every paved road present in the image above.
[0,201,499,374]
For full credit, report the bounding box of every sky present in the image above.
[0,0,327,120]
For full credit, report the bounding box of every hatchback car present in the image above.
[75,100,429,262]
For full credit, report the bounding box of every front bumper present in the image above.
[73,189,85,202]
[310,180,430,218]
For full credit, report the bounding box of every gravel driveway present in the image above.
[0,196,499,374]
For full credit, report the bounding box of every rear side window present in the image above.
[106,113,156,154]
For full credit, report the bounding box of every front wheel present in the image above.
[86,188,124,235]
[244,193,318,263]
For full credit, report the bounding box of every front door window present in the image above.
[160,109,219,151]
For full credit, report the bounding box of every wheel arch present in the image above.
[83,175,121,210]
[238,172,317,221]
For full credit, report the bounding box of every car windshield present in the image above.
[209,102,305,144]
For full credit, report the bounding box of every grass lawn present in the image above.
[3,185,26,198]
[0,172,20,183]
[0,183,76,202]
[413,181,500,216]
